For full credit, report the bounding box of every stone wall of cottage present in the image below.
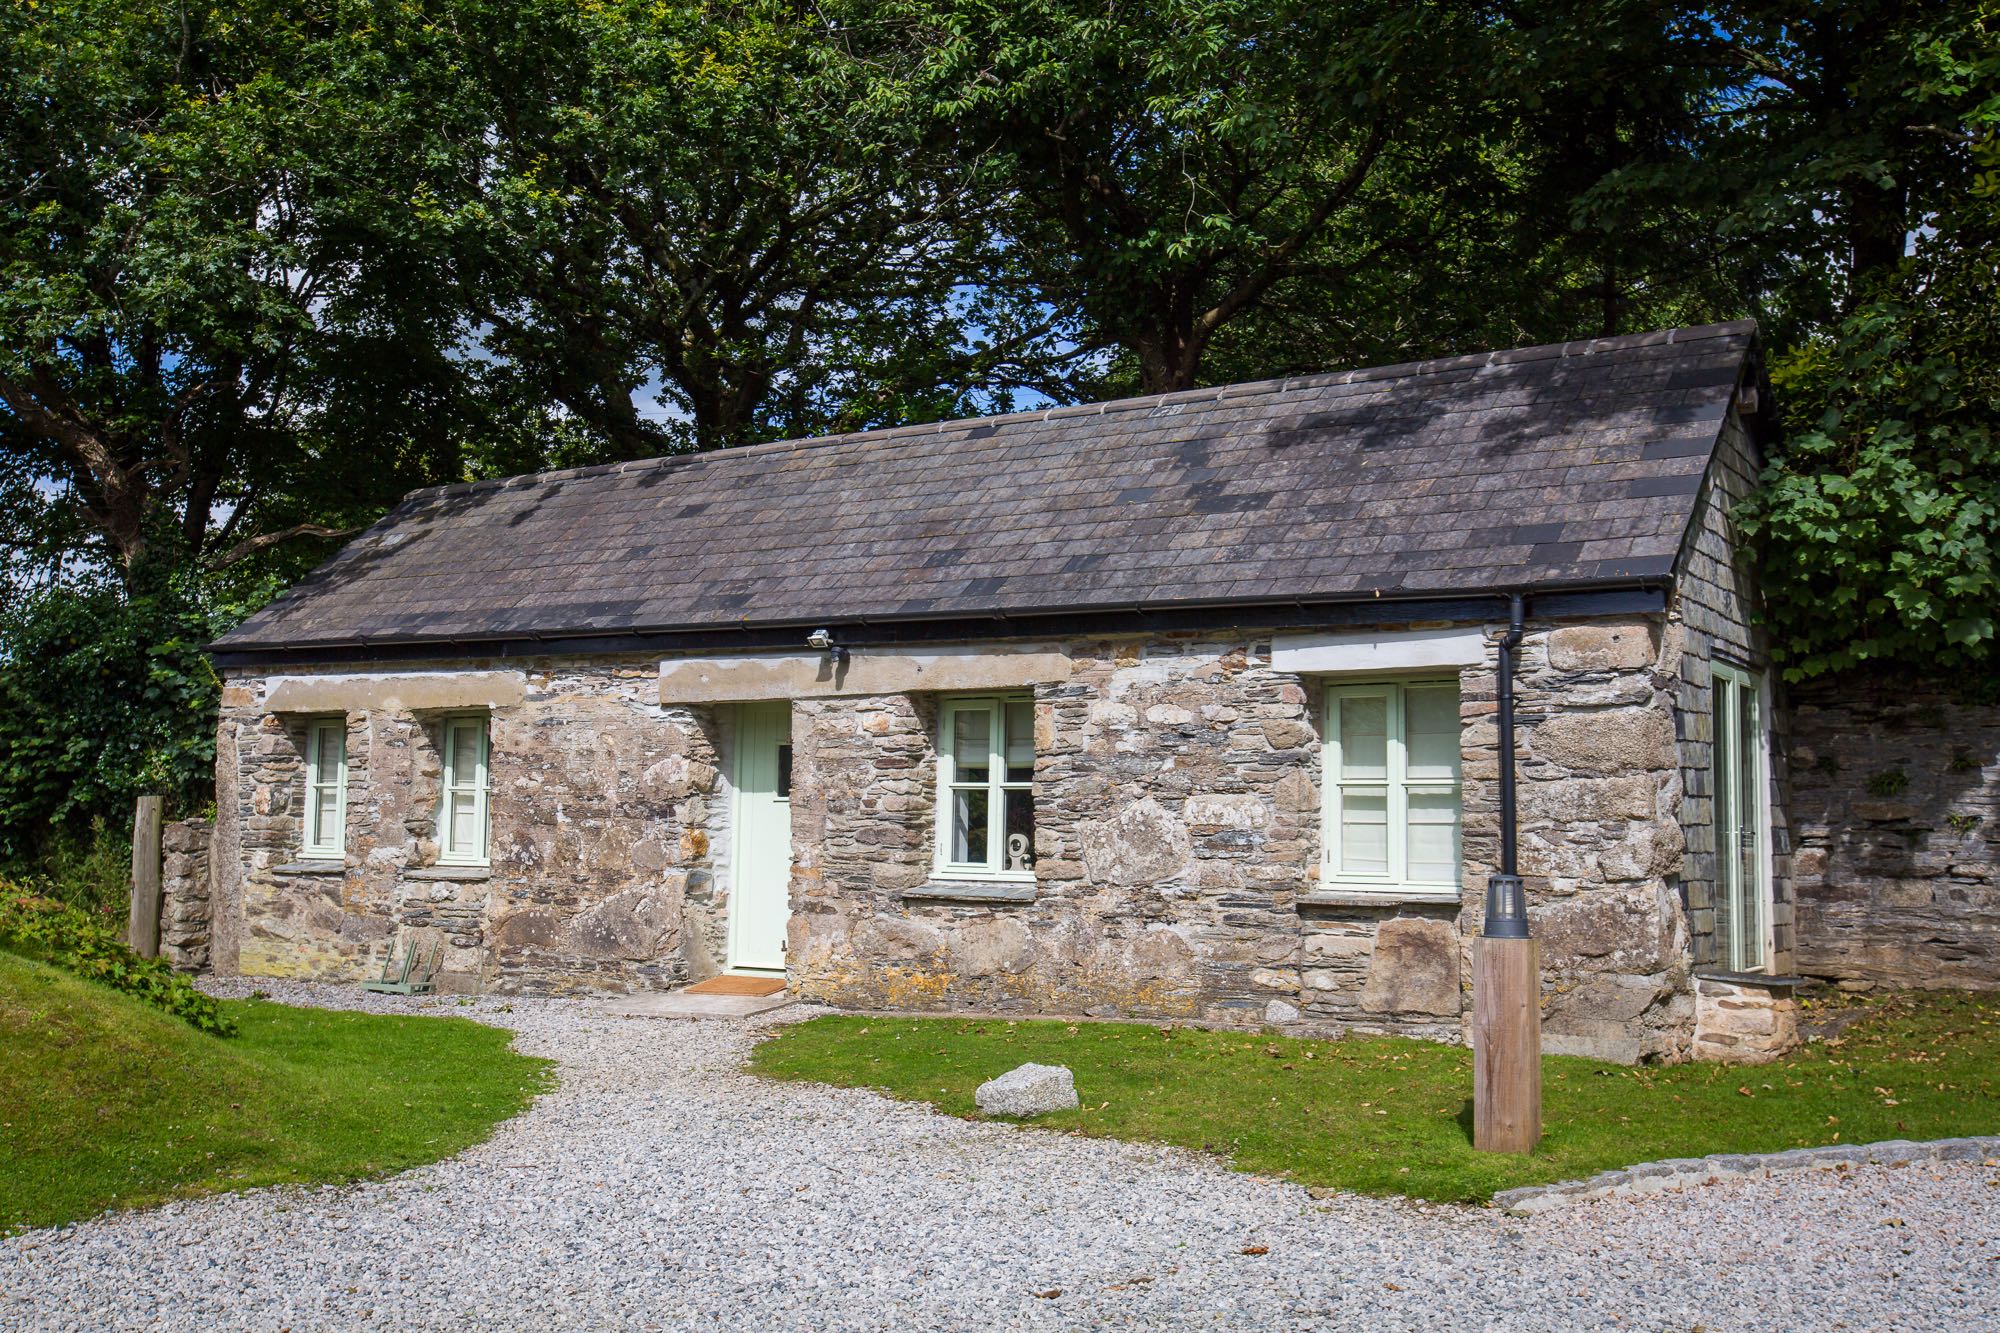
[1788,674,2000,989]
[786,624,1694,1059]
[216,621,1702,1056]
[1670,406,1795,974]
[212,660,725,994]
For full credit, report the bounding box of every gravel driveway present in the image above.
[3,984,1995,1332]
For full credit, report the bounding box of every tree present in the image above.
[455,0,1070,457]
[0,0,479,586]
[1738,130,2000,680]
[892,0,1525,395]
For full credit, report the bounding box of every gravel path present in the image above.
[4,983,1996,1331]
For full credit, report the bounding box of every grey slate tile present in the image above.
[216,322,1756,652]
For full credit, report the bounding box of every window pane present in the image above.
[1404,687,1460,781]
[952,708,991,775]
[450,792,479,853]
[1003,787,1035,872]
[314,787,340,845]
[1733,681,1764,968]
[1004,701,1035,783]
[1339,696,1388,780]
[952,787,989,864]
[452,722,485,786]
[1339,790,1389,876]
[1713,680,1738,964]
[1407,790,1460,883]
[313,726,342,784]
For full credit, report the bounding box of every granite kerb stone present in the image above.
[1491,1135,2000,1216]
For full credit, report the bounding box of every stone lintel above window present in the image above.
[273,860,346,876]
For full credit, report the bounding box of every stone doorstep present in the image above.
[602,991,795,1020]
[1491,1134,2000,1218]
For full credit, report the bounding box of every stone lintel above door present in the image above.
[659,645,1072,704]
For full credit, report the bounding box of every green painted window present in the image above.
[303,717,347,860]
[936,694,1035,879]
[437,714,491,865]
[1322,681,1461,894]
[1712,662,1769,972]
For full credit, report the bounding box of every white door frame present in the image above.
[726,701,793,974]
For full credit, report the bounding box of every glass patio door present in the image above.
[1711,663,1768,972]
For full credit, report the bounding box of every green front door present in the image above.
[729,702,793,973]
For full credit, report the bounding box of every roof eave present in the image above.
[208,573,1673,670]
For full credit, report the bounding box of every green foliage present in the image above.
[1739,183,2000,679]
[0,566,269,854]
[453,0,1034,457]
[753,990,2000,1203]
[9,816,131,917]
[0,952,552,1231]
[0,0,484,578]
[0,889,235,1037]
[895,0,1520,393]
[1866,768,1912,797]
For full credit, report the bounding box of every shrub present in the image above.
[0,890,235,1037]
[7,817,132,917]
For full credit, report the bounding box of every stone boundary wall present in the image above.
[1789,675,2000,988]
[161,817,214,972]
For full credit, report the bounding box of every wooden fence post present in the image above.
[127,795,165,958]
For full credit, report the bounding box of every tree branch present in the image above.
[205,523,358,570]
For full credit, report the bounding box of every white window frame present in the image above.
[302,716,347,860]
[436,713,491,866]
[935,693,1035,881]
[1321,679,1463,896]
[1712,661,1773,973]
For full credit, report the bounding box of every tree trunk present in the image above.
[1842,178,1910,304]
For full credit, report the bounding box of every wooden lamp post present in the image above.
[1474,595,1541,1154]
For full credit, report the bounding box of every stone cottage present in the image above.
[206,319,1798,1063]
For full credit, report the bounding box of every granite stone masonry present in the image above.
[212,663,727,995]
[159,817,213,971]
[214,616,1701,1056]
[1789,674,2000,989]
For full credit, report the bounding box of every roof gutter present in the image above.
[208,574,1671,670]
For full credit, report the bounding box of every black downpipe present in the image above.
[1484,593,1530,939]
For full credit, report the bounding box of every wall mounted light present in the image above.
[807,627,849,667]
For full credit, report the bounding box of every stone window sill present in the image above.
[274,860,345,876]
[1297,891,1461,909]
[405,865,493,883]
[902,880,1038,905]
[1694,969,1809,990]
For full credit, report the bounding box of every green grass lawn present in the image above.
[0,951,553,1232]
[751,989,2000,1203]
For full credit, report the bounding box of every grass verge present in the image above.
[0,951,553,1232]
[750,989,2000,1203]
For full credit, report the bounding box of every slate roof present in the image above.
[214,321,1758,657]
